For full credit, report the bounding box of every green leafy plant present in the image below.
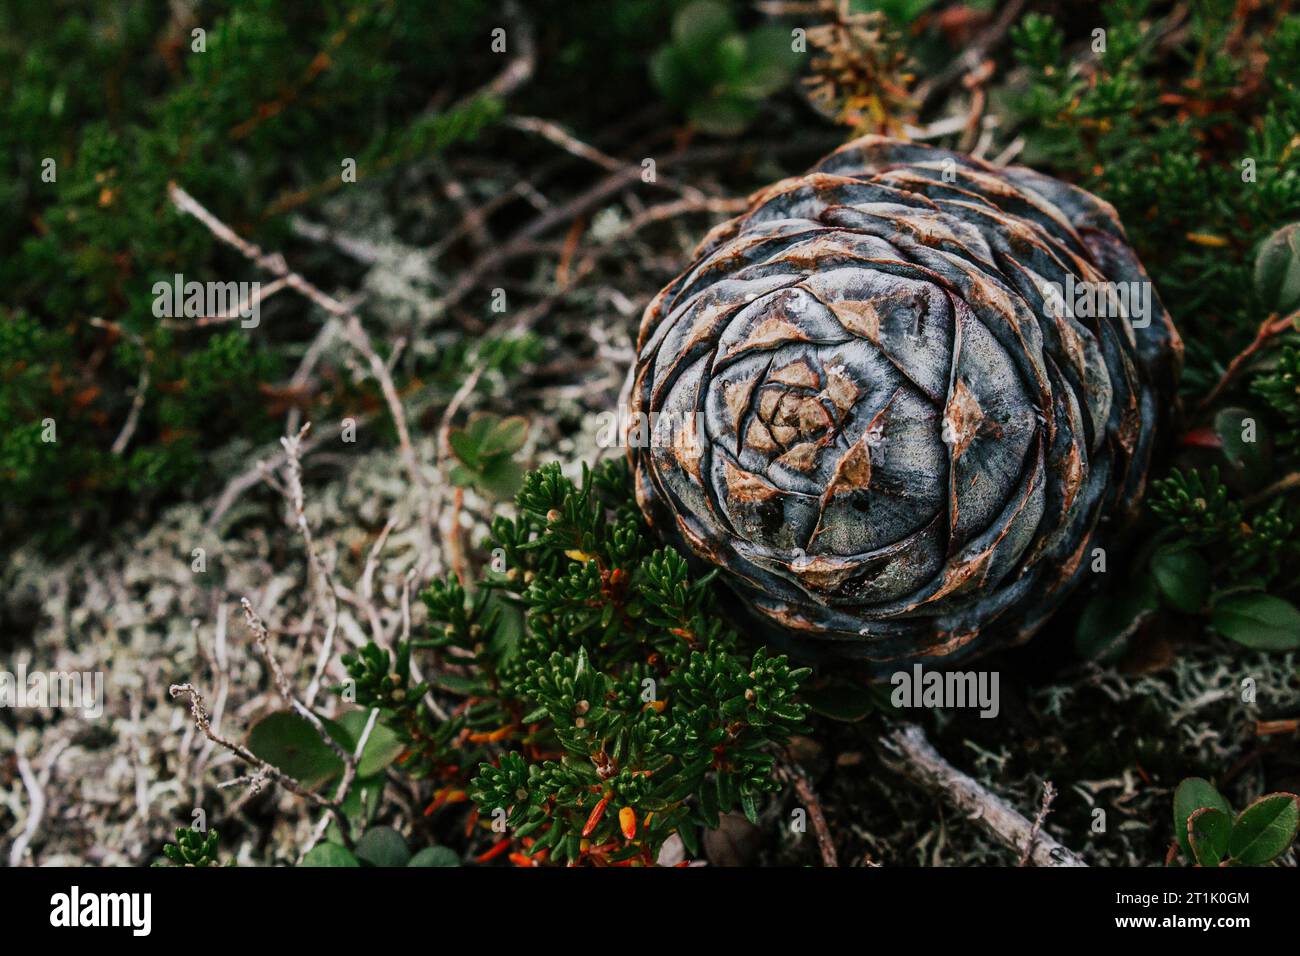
[158,826,222,867]
[1172,778,1300,866]
[651,1,799,135]
[448,413,529,500]
[1253,343,1300,449]
[339,459,810,865]
[300,827,459,867]
[1254,224,1300,317]
[244,707,406,844]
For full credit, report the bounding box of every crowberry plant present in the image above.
[341,459,810,865]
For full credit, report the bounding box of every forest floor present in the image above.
[3,38,1297,867]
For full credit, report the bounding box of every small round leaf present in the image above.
[1211,593,1300,651]
[300,843,360,867]
[354,827,410,867]
[1173,777,1232,860]
[1187,807,1232,867]
[247,712,342,789]
[1228,793,1300,865]
[407,846,460,867]
[1150,545,1209,614]
[1254,223,1300,315]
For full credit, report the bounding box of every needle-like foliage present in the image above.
[341,459,810,865]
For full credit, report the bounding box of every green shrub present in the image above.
[340,459,810,865]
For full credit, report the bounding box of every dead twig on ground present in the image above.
[358,515,399,646]
[777,756,839,867]
[177,441,414,855]
[880,723,1087,867]
[431,136,842,326]
[169,182,437,573]
[188,602,231,806]
[505,115,710,204]
[206,414,374,528]
[169,682,355,846]
[274,424,342,708]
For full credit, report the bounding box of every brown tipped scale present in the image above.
[628,135,1181,669]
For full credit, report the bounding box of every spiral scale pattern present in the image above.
[629,136,1182,667]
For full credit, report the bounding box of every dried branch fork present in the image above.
[165,185,442,849]
[168,181,437,573]
[173,421,402,850]
[879,722,1087,867]
[207,413,372,528]
[169,598,382,852]
[168,681,357,846]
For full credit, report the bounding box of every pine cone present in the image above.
[628,136,1182,669]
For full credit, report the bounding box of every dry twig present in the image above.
[778,756,839,867]
[880,723,1087,867]
[274,423,342,707]
[169,682,354,845]
[169,182,437,571]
